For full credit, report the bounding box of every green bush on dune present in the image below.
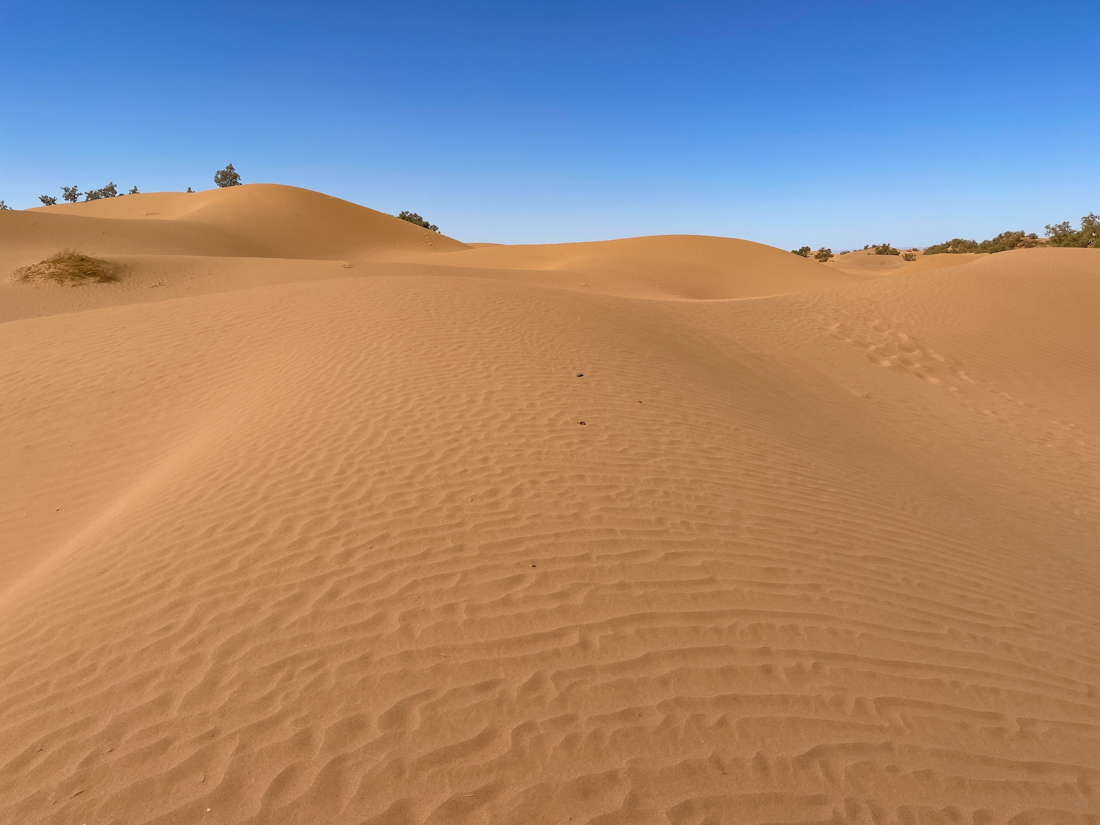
[924,230,1039,255]
[84,183,119,201]
[214,164,242,188]
[980,231,1039,252]
[398,211,440,233]
[923,214,1097,256]
[1045,213,1099,248]
[790,246,811,257]
[814,247,833,262]
[924,237,978,255]
[873,243,900,256]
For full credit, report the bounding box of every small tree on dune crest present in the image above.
[61,185,82,203]
[791,246,811,257]
[214,164,242,188]
[1046,213,1100,248]
[873,243,900,256]
[39,194,58,205]
[84,183,119,201]
[814,247,833,262]
[0,200,11,211]
[397,211,440,232]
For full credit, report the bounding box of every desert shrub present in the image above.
[129,186,139,195]
[926,231,1040,255]
[61,185,82,203]
[902,252,917,261]
[1046,213,1099,248]
[1080,214,1100,247]
[186,186,194,193]
[873,243,900,256]
[214,164,242,188]
[1045,222,1073,244]
[790,246,811,257]
[39,194,58,206]
[398,211,440,232]
[924,238,977,255]
[814,247,833,262]
[12,249,123,285]
[979,231,1038,253]
[84,183,119,201]
[0,201,11,211]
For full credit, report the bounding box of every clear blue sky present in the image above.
[1,1,1096,249]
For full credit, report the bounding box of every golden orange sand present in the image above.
[1,186,1098,824]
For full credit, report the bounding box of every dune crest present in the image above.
[15,184,467,262]
[390,234,861,299]
[1,189,1099,824]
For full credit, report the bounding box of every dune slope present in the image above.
[391,234,860,299]
[3,187,855,317]
[1,199,1098,825]
[9,184,466,267]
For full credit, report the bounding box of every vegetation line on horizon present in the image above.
[925,215,1098,254]
[26,164,242,206]
[791,213,1097,260]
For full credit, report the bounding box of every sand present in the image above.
[826,249,998,279]
[1,186,1098,824]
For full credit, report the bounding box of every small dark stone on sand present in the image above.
[577,373,584,377]
[579,421,586,425]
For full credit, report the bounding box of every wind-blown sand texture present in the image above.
[2,185,1098,825]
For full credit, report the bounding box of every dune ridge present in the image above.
[25,184,470,259]
[1,187,1098,824]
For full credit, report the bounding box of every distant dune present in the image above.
[388,234,860,299]
[826,247,990,277]
[2,185,1098,824]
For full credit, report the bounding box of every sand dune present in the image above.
[898,251,988,273]
[389,235,861,299]
[1,186,1098,824]
[28,184,469,260]
[824,248,914,276]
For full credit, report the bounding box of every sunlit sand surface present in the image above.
[2,186,1098,824]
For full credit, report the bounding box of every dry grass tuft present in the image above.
[12,249,124,285]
